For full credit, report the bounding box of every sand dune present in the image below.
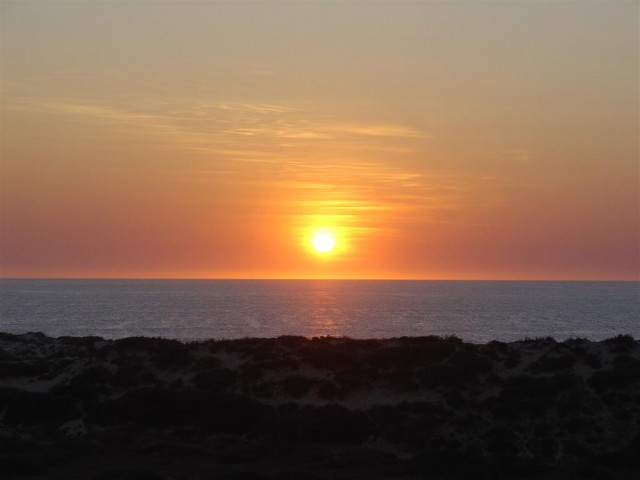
[0,332,638,479]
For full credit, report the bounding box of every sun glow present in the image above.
[312,232,336,253]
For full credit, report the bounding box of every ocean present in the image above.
[0,279,638,343]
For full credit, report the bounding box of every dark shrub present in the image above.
[487,340,509,352]
[388,371,420,393]
[505,350,521,368]
[588,369,637,393]
[0,348,15,361]
[0,332,21,342]
[612,354,640,373]
[280,375,314,398]
[239,363,265,382]
[603,335,636,354]
[59,365,111,396]
[192,368,237,391]
[530,352,576,372]
[110,363,148,389]
[492,374,576,418]
[276,336,307,348]
[448,349,493,375]
[149,346,192,371]
[305,347,355,372]
[368,401,450,448]
[93,389,270,433]
[445,390,467,409]
[370,337,458,369]
[278,405,370,444]
[261,357,299,371]
[354,339,383,350]
[406,450,480,477]
[3,391,80,428]
[530,435,559,459]
[317,380,346,401]
[421,365,471,388]
[335,366,372,391]
[111,337,192,370]
[58,336,104,347]
[91,468,168,480]
[583,352,602,369]
[0,454,49,476]
[193,356,221,371]
[485,426,520,455]
[0,360,51,378]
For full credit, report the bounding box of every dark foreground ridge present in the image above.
[1,332,639,479]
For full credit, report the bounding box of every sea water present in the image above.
[0,279,638,342]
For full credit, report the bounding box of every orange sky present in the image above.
[1,1,638,280]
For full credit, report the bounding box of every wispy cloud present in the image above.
[8,96,429,168]
[6,96,492,231]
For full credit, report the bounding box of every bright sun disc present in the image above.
[312,232,335,253]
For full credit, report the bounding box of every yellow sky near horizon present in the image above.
[1,1,638,280]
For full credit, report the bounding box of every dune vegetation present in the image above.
[0,332,639,479]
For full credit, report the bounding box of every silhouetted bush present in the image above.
[387,369,420,393]
[110,363,152,389]
[370,337,459,370]
[280,375,314,398]
[149,346,193,371]
[505,350,521,368]
[354,339,383,350]
[91,468,168,480]
[239,362,265,382]
[445,390,467,409]
[278,405,370,444]
[50,365,111,400]
[2,390,80,428]
[368,401,449,447]
[485,426,520,455]
[604,335,636,354]
[530,352,576,372]
[1,331,639,479]
[335,366,372,391]
[193,356,221,371]
[113,336,181,354]
[316,380,346,401]
[0,332,21,342]
[612,354,640,373]
[275,335,307,348]
[583,352,602,369]
[448,349,493,375]
[405,450,481,477]
[588,368,638,393]
[0,348,15,361]
[0,453,49,476]
[0,360,51,378]
[192,368,237,391]
[58,335,104,347]
[305,346,356,371]
[94,389,270,434]
[110,337,193,370]
[421,364,479,388]
[487,340,509,352]
[491,374,579,418]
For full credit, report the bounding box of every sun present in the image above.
[312,232,336,253]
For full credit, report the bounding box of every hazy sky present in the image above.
[1,0,638,279]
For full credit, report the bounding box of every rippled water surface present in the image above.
[1,279,638,342]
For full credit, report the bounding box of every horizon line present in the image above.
[1,276,637,282]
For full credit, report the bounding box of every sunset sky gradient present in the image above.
[1,1,638,280]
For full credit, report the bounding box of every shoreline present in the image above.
[1,332,639,479]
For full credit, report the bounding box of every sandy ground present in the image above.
[1,332,639,479]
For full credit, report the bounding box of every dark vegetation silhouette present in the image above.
[0,332,638,479]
